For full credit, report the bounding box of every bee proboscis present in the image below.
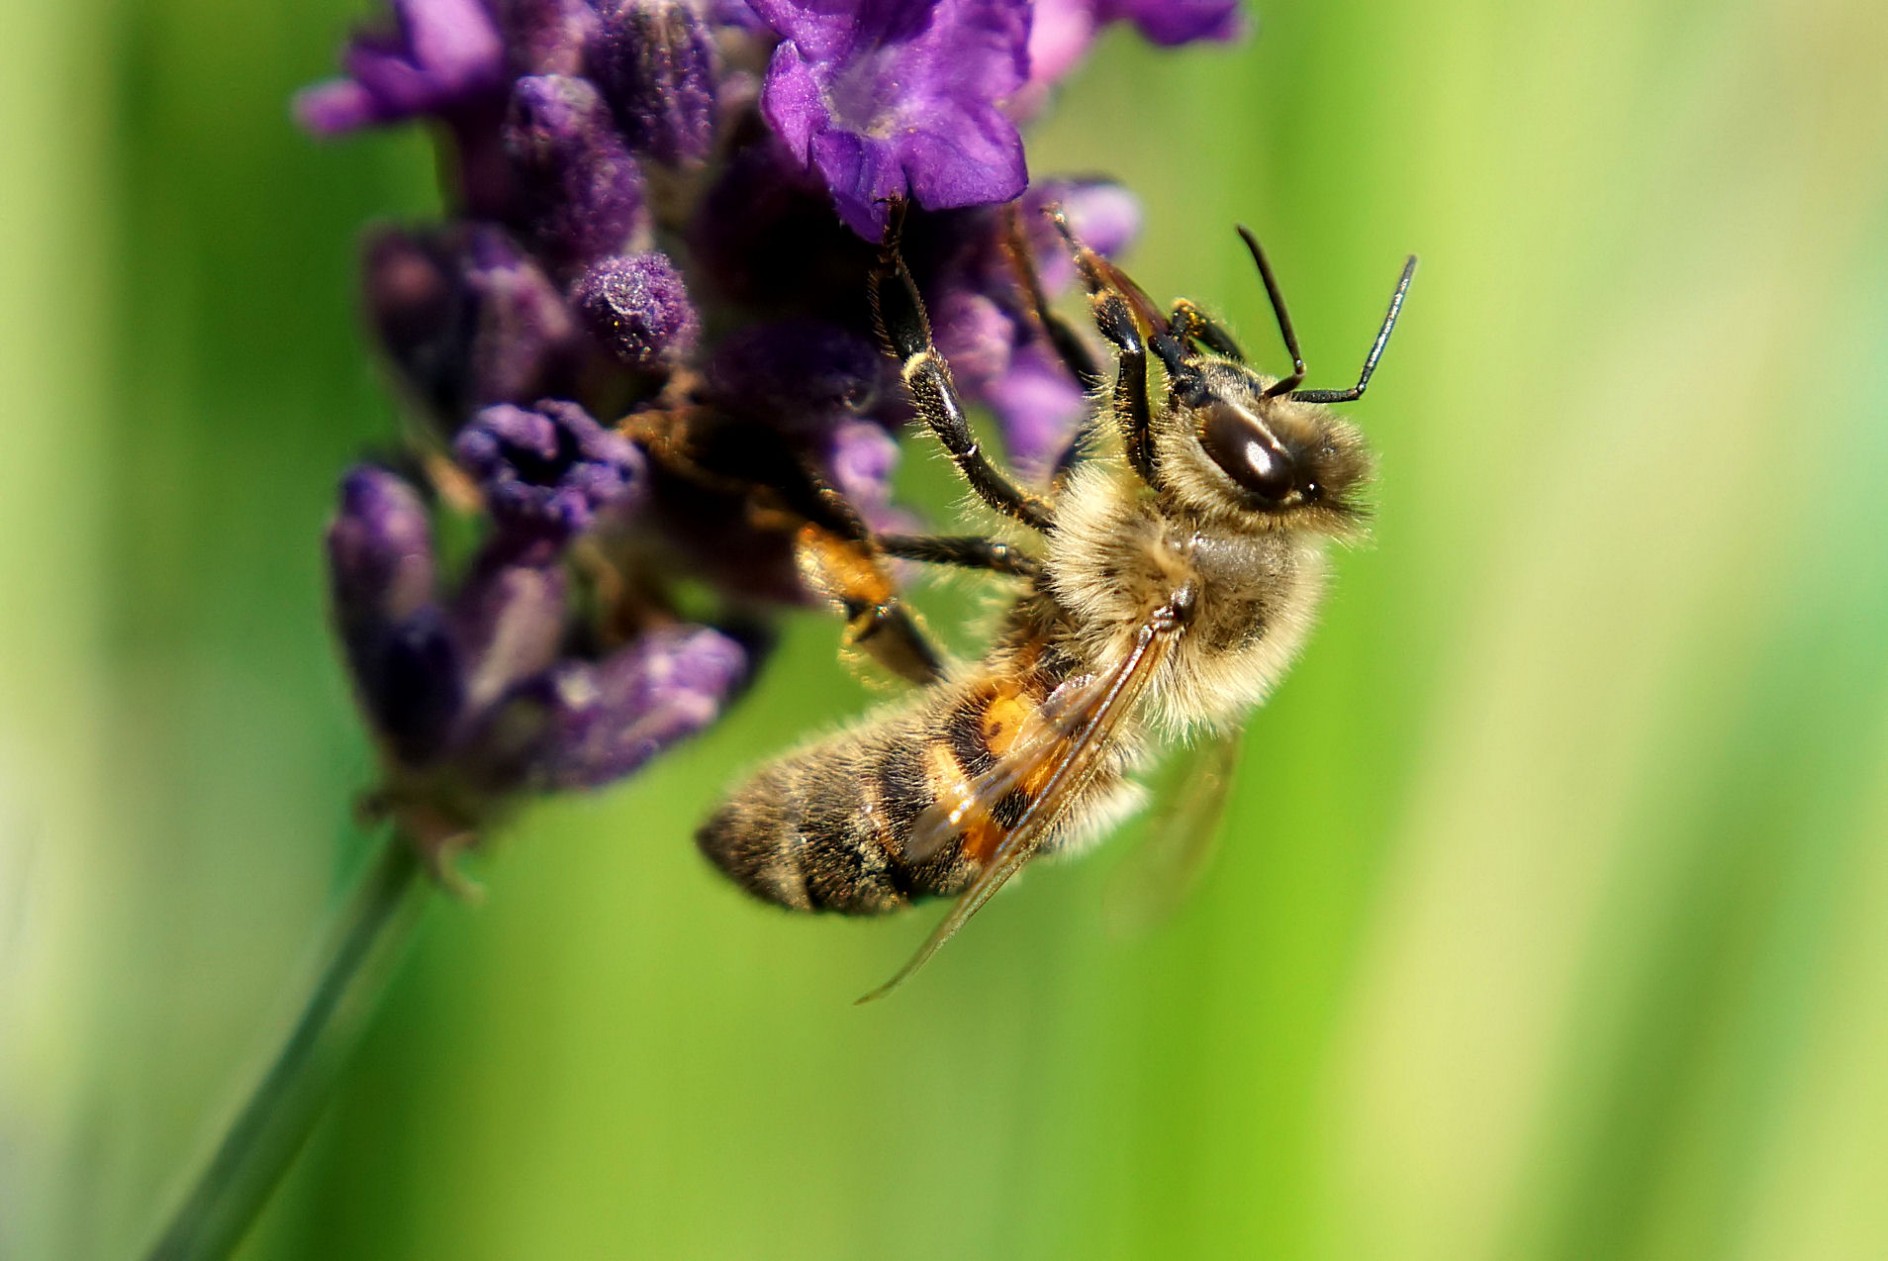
[698,206,1416,1000]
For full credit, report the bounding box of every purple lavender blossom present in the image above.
[328,468,467,767]
[363,224,586,428]
[1103,0,1245,45]
[327,465,746,830]
[455,400,645,557]
[702,321,885,432]
[295,0,508,135]
[503,0,602,76]
[751,0,1033,238]
[1022,0,1245,103]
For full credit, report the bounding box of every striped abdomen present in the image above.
[696,662,1116,915]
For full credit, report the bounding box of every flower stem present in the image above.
[144,833,430,1261]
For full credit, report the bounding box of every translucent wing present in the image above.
[856,614,1182,1003]
[1102,726,1243,938]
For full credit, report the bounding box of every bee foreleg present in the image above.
[1050,210,1159,487]
[1166,298,1245,362]
[877,533,1042,580]
[869,225,1056,533]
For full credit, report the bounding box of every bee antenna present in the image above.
[1289,255,1419,405]
[1237,226,1308,398]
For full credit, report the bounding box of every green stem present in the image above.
[144,834,430,1261]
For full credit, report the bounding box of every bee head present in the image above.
[1160,360,1374,533]
[1148,232,1414,536]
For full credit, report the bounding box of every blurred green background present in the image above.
[5,0,1888,1257]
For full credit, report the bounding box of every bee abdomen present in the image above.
[696,719,962,915]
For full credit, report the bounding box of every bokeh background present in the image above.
[6,0,1888,1257]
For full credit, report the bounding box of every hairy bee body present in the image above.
[696,462,1328,913]
[694,214,1413,991]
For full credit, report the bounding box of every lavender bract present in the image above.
[305,0,1246,854]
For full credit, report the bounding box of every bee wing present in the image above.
[1101,727,1243,938]
[856,615,1181,1004]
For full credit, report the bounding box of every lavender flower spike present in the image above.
[752,0,1032,238]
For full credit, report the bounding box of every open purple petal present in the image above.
[754,0,1032,238]
[295,0,508,135]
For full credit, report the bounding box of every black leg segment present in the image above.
[870,225,1056,533]
[1051,209,1160,487]
[878,533,1043,579]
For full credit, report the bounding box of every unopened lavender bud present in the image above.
[504,74,649,269]
[455,400,646,556]
[462,226,584,408]
[504,0,601,75]
[588,0,719,166]
[986,340,1088,473]
[327,465,437,630]
[931,289,1016,396]
[526,625,749,789]
[325,467,465,767]
[363,224,582,427]
[1053,179,1142,258]
[1102,0,1245,45]
[452,556,570,712]
[363,606,467,768]
[570,251,700,368]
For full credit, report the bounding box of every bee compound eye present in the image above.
[1199,403,1295,503]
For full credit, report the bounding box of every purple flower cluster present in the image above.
[304,0,1242,854]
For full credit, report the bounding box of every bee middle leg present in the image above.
[870,215,1056,534]
[798,524,947,685]
[878,533,1042,580]
[997,205,1108,491]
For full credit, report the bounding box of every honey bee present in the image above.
[698,208,1416,1000]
